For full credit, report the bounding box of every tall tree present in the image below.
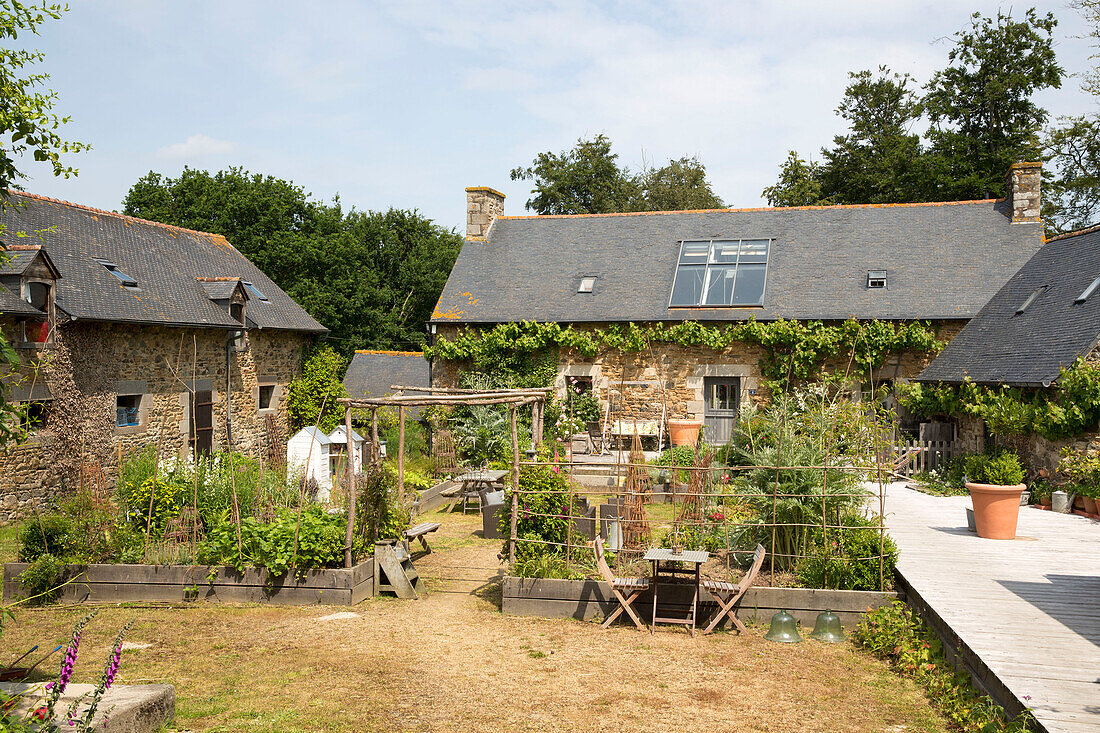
[761,151,828,207]
[511,135,724,214]
[819,67,932,204]
[924,9,1063,200]
[0,1,88,450]
[122,168,462,355]
[1044,1,1100,233]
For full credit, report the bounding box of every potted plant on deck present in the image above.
[668,418,703,447]
[964,451,1026,540]
[1057,448,1100,518]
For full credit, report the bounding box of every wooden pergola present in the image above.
[336,386,550,567]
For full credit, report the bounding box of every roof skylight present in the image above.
[669,239,769,307]
[242,281,269,301]
[93,258,138,287]
[1076,276,1100,304]
[1015,286,1047,314]
[867,270,887,289]
[578,277,596,294]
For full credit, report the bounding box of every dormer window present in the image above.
[578,277,597,294]
[230,301,245,325]
[867,270,887,289]
[93,258,139,288]
[669,239,770,307]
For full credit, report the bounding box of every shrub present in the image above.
[512,545,582,580]
[356,463,411,542]
[795,514,898,590]
[505,465,578,565]
[963,450,1025,486]
[18,514,72,561]
[118,477,187,535]
[649,445,703,484]
[18,553,65,605]
[854,602,1031,732]
[286,345,348,433]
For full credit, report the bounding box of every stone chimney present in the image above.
[466,186,505,239]
[1006,162,1041,223]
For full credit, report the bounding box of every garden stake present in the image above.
[397,405,405,506]
[345,402,356,568]
[509,404,519,564]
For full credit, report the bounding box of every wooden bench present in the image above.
[404,522,441,554]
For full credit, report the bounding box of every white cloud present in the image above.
[156,134,236,160]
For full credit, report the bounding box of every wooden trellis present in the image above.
[337,386,549,567]
[620,433,652,554]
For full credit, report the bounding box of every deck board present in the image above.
[884,483,1100,733]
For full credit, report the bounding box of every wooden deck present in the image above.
[884,482,1100,733]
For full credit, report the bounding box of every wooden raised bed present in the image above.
[502,576,895,627]
[3,560,374,606]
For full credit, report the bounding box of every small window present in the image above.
[116,394,141,427]
[258,384,276,410]
[1016,286,1047,314]
[1076,276,1100,304]
[230,302,245,325]
[578,277,597,293]
[867,270,887,289]
[93,258,139,287]
[20,400,50,431]
[24,281,50,311]
[243,281,269,301]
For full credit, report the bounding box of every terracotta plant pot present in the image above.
[1040,494,1052,507]
[1083,496,1098,514]
[1074,495,1086,510]
[668,419,702,447]
[966,482,1026,540]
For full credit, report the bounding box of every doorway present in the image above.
[703,377,740,445]
[189,389,214,458]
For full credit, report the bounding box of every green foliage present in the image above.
[16,552,63,605]
[1058,447,1100,497]
[911,454,971,497]
[196,506,350,578]
[373,407,429,461]
[118,477,186,535]
[427,318,942,384]
[356,463,412,542]
[1045,115,1100,234]
[507,465,577,567]
[795,514,898,590]
[854,602,1032,732]
[511,135,724,215]
[122,167,462,355]
[898,358,1100,441]
[17,514,70,561]
[963,450,1025,486]
[649,445,702,484]
[450,405,510,467]
[512,548,584,580]
[763,9,1063,207]
[286,345,348,432]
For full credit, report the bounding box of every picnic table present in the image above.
[445,469,508,513]
[644,547,710,637]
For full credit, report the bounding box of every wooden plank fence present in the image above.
[896,438,958,476]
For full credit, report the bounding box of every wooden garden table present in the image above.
[644,548,709,637]
[451,469,508,513]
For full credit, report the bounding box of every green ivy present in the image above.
[896,358,1100,441]
[426,318,943,382]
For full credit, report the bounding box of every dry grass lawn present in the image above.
[1,512,948,732]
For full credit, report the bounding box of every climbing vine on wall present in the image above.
[425,318,944,382]
[896,358,1100,441]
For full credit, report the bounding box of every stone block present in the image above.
[0,682,175,733]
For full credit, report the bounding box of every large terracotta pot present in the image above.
[1083,496,1098,514]
[966,482,1026,540]
[668,419,702,447]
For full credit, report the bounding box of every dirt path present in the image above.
[1,511,948,733]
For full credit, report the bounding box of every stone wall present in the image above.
[431,320,964,436]
[0,320,309,522]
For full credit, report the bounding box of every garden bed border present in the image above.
[3,559,375,606]
[501,576,896,627]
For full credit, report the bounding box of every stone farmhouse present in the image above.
[430,164,1046,444]
[0,192,327,520]
[917,222,1100,470]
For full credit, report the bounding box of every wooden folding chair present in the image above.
[593,536,649,630]
[701,544,766,635]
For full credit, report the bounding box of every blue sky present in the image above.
[18,1,1098,233]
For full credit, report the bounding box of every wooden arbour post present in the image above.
[397,406,406,506]
[344,404,355,568]
[509,404,520,564]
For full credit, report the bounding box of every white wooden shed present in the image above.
[287,427,334,501]
[327,426,366,480]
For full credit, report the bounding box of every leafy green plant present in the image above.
[451,405,511,466]
[795,514,898,590]
[1058,447,1100,497]
[18,515,71,561]
[286,345,348,433]
[963,450,1025,486]
[506,465,580,566]
[118,477,187,535]
[854,602,1032,732]
[512,545,582,579]
[17,553,65,606]
[356,463,411,543]
[649,445,703,484]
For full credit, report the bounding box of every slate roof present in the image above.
[917,226,1100,386]
[431,199,1043,324]
[0,192,327,332]
[343,350,430,419]
[0,283,42,316]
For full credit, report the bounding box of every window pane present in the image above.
[679,241,710,264]
[703,264,738,305]
[670,265,706,306]
[731,263,766,305]
[710,240,739,264]
[739,239,769,263]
